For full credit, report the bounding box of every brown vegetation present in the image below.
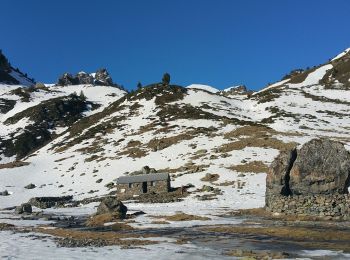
[228,161,269,173]
[0,161,29,169]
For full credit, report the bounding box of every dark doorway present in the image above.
[142,182,147,193]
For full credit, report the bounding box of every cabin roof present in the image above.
[115,173,169,184]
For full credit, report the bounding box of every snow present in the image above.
[254,78,290,94]
[186,84,220,93]
[290,64,333,88]
[223,85,242,91]
[0,231,233,260]
[331,47,350,61]
[9,70,34,86]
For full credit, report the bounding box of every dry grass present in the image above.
[201,224,350,251]
[153,213,210,222]
[151,220,170,225]
[86,213,131,227]
[118,147,148,158]
[228,161,269,173]
[200,173,219,182]
[224,125,277,139]
[36,228,158,247]
[218,137,297,153]
[147,132,195,151]
[0,161,29,169]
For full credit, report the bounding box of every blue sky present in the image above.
[2,0,350,90]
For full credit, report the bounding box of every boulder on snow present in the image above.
[0,190,9,196]
[24,183,36,189]
[96,197,127,219]
[15,203,32,214]
[266,138,350,198]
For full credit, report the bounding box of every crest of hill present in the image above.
[257,47,350,94]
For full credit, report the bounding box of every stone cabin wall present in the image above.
[265,194,350,220]
[117,179,170,196]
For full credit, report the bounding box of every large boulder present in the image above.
[266,138,350,198]
[266,148,297,196]
[289,139,350,195]
[96,197,127,219]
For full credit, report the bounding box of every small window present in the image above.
[150,181,155,187]
[128,183,133,188]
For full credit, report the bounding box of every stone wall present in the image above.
[265,194,350,220]
[117,180,169,196]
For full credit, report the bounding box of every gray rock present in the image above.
[266,138,350,210]
[96,197,127,219]
[94,68,113,86]
[15,203,32,214]
[141,166,150,175]
[76,72,94,85]
[28,196,73,209]
[290,139,350,195]
[57,73,79,86]
[24,183,36,189]
[0,190,9,196]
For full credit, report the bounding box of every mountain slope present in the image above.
[0,49,349,217]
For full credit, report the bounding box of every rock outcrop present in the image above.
[15,203,32,214]
[57,69,115,86]
[96,197,127,219]
[28,196,73,209]
[94,68,113,86]
[289,139,350,195]
[266,138,350,198]
[266,138,350,219]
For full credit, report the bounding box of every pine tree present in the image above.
[137,82,142,89]
[162,73,171,85]
[79,90,87,101]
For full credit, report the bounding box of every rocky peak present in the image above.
[94,68,113,86]
[57,68,116,87]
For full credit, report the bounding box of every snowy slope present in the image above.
[0,48,349,221]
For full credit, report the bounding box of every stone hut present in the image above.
[265,138,350,219]
[115,173,170,196]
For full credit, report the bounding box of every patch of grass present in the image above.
[37,227,157,247]
[153,213,210,222]
[86,213,134,228]
[218,137,297,153]
[151,220,170,225]
[0,161,29,169]
[228,161,269,173]
[200,173,219,182]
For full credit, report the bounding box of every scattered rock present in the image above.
[15,203,32,214]
[28,196,73,209]
[200,173,219,182]
[96,197,127,219]
[0,190,9,196]
[24,183,36,189]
